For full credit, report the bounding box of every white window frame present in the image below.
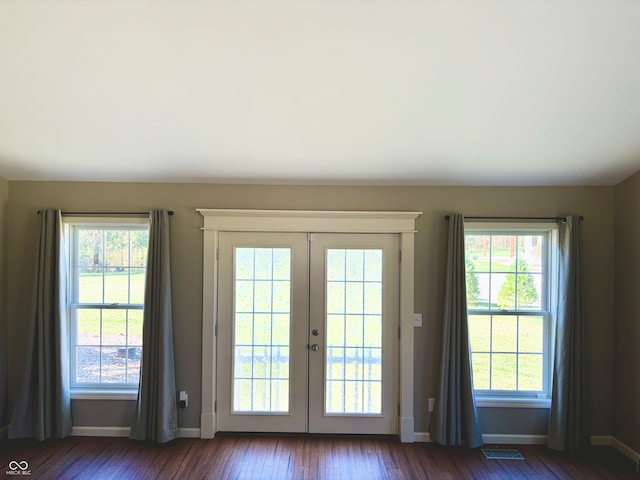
[464,222,558,408]
[64,216,149,399]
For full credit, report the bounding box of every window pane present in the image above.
[130,230,148,267]
[345,282,363,314]
[364,250,382,281]
[76,347,100,383]
[78,268,104,303]
[517,273,542,310]
[518,316,543,353]
[127,310,143,346]
[101,347,127,383]
[468,315,490,351]
[105,230,129,268]
[127,347,142,384]
[490,235,514,272]
[104,272,129,305]
[491,354,517,390]
[519,235,543,273]
[76,309,100,346]
[327,315,345,347]
[470,272,490,310]
[491,316,517,352]
[518,354,543,391]
[102,309,127,346]
[345,250,364,281]
[363,315,382,348]
[465,235,487,273]
[345,315,363,347]
[130,268,146,304]
[493,272,513,309]
[471,353,490,390]
[254,249,273,280]
[78,230,103,268]
[253,314,271,346]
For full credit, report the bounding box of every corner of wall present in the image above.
[0,176,9,437]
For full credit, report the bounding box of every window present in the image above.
[465,224,557,403]
[66,218,149,391]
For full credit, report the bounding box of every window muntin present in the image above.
[465,226,555,398]
[67,219,149,389]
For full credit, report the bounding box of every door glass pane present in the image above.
[233,248,291,413]
[325,249,383,415]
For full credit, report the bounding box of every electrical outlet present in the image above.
[413,313,423,327]
[179,391,188,408]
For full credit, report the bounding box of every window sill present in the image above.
[476,397,551,409]
[71,389,138,401]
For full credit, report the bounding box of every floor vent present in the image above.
[481,448,525,460]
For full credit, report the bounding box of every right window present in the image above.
[465,224,557,401]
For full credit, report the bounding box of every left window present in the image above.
[65,218,149,390]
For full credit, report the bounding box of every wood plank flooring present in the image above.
[1,434,638,479]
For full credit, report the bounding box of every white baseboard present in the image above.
[612,437,640,465]
[71,426,130,437]
[482,434,547,445]
[413,432,546,444]
[413,432,431,442]
[70,426,202,438]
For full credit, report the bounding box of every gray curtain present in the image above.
[548,215,589,451]
[9,209,72,440]
[429,214,483,447]
[130,210,177,443]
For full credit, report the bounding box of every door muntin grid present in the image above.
[232,247,292,413]
[325,248,383,415]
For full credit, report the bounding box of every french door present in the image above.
[216,232,399,434]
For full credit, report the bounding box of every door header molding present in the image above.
[197,209,422,234]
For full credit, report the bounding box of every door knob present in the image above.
[311,344,320,352]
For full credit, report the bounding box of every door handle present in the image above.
[311,344,320,352]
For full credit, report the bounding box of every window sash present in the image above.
[468,311,550,397]
[66,220,149,389]
[464,225,555,399]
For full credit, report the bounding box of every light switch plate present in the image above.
[413,313,423,327]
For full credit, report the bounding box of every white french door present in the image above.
[216,232,399,435]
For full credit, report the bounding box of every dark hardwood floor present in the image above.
[1,434,638,479]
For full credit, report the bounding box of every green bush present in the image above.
[497,258,537,309]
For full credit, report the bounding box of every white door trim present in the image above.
[198,209,422,442]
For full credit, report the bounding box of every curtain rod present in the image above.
[444,215,583,223]
[37,210,174,216]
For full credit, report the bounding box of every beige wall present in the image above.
[0,177,8,436]
[614,170,640,454]
[6,181,616,436]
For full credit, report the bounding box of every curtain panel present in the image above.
[130,210,177,443]
[548,215,589,451]
[9,209,72,440]
[429,213,483,447]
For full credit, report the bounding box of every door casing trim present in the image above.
[198,209,422,442]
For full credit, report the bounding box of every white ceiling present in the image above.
[1,1,640,186]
